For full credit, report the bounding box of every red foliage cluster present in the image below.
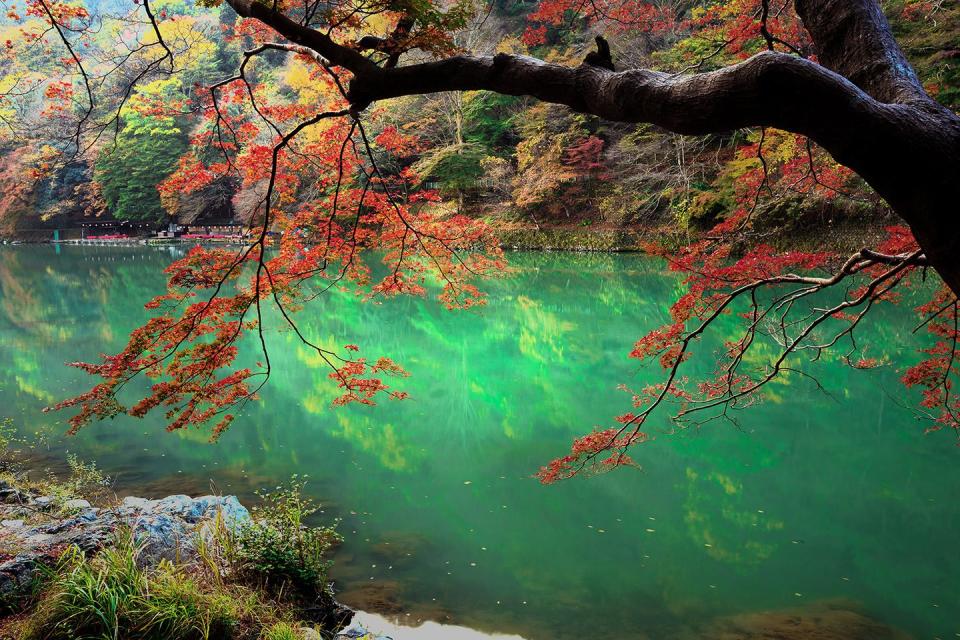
[536,427,644,484]
[51,47,506,438]
[564,136,605,173]
[538,209,945,482]
[523,0,679,46]
[902,287,960,433]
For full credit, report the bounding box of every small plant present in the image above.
[37,453,113,509]
[0,417,15,452]
[228,476,341,597]
[0,417,23,472]
[64,453,112,501]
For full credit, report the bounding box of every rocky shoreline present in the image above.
[1,214,897,262]
[0,481,389,640]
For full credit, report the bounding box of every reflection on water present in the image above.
[0,245,958,639]
[351,612,527,640]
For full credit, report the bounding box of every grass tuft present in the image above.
[15,531,300,640]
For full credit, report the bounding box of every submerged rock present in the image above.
[695,603,912,640]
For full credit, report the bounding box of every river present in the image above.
[0,244,957,639]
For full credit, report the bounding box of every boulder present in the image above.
[120,496,154,511]
[111,494,250,564]
[0,490,254,600]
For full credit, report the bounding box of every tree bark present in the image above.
[224,0,960,294]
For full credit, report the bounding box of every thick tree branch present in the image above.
[348,51,880,139]
[224,0,378,75]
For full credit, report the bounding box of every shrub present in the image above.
[64,453,112,502]
[227,477,341,598]
[34,453,113,510]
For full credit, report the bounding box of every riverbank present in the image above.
[3,212,899,257]
[0,466,385,640]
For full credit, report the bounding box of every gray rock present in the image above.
[186,495,250,524]
[120,496,154,511]
[0,487,27,504]
[299,629,323,640]
[154,494,193,517]
[47,522,115,553]
[131,513,190,563]
[22,533,54,548]
[0,488,262,599]
[78,508,100,522]
[335,624,393,640]
[34,510,116,535]
[0,554,43,599]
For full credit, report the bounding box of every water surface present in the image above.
[0,245,957,639]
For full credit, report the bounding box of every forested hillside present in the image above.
[0,0,955,241]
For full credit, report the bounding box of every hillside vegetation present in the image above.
[0,0,955,241]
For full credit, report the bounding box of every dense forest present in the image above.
[0,0,955,241]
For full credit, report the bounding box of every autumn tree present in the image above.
[13,0,960,478]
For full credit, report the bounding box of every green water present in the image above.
[1,245,958,639]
